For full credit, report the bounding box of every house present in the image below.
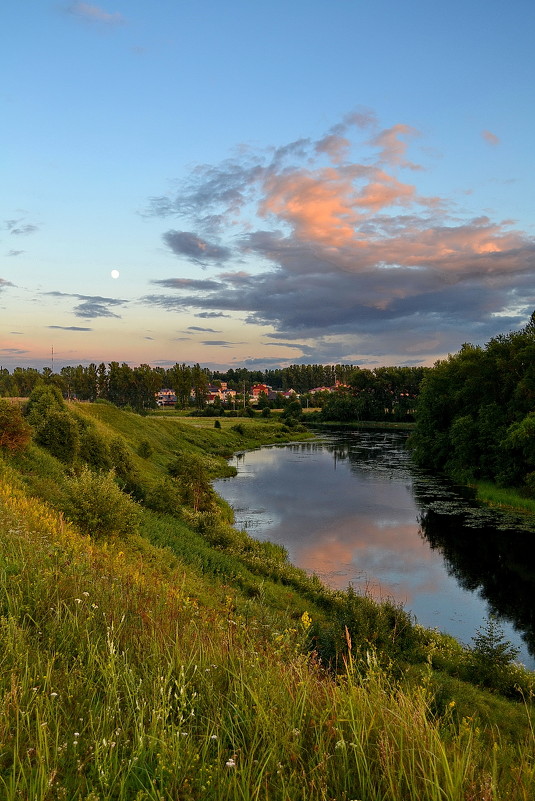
[155,388,177,407]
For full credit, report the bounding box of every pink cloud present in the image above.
[68,2,125,26]
[481,129,500,146]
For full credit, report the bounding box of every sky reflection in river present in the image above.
[214,433,534,668]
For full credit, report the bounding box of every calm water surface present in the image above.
[214,430,535,668]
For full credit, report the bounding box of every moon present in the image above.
[111,269,120,279]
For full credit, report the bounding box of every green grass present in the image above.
[2,466,535,800]
[473,480,535,514]
[2,402,535,798]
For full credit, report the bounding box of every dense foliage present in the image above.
[410,313,535,491]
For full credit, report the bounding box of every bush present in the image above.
[63,467,141,538]
[137,439,153,458]
[25,384,64,426]
[79,426,112,471]
[35,409,80,463]
[0,399,32,454]
[167,452,216,512]
[144,478,183,516]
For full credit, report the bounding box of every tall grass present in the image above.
[2,462,535,799]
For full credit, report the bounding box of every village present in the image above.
[154,380,348,407]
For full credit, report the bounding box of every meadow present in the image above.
[1,396,535,799]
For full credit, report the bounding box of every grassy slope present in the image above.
[1,403,535,799]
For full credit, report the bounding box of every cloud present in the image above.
[7,250,24,257]
[1,347,30,355]
[45,291,128,318]
[1,278,15,291]
[66,2,125,26]
[187,326,220,333]
[146,112,535,362]
[481,129,500,146]
[162,230,231,265]
[152,278,223,291]
[201,340,236,347]
[195,311,231,319]
[5,220,38,236]
[48,325,93,331]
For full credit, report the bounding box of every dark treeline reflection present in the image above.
[418,506,535,656]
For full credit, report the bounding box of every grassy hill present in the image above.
[1,399,535,799]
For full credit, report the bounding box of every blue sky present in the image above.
[2,0,534,371]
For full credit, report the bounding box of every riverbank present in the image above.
[309,419,415,431]
[2,402,535,798]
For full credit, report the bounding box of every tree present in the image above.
[167,452,216,512]
[468,615,520,692]
[0,399,32,454]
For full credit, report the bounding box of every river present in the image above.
[213,429,535,669]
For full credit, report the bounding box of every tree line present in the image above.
[0,361,366,409]
[410,313,535,494]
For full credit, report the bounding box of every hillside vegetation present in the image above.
[1,392,535,799]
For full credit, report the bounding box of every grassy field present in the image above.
[1,400,535,799]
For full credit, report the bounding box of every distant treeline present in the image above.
[0,362,359,408]
[410,313,535,494]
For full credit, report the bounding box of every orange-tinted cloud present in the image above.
[481,129,500,146]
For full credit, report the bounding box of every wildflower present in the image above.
[225,758,236,768]
[82,591,89,597]
[448,700,456,708]
[74,598,82,604]
[50,692,58,698]
[210,735,218,740]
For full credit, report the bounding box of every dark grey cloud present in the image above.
[195,311,231,319]
[48,325,93,331]
[187,326,220,333]
[152,277,223,291]
[45,291,128,319]
[201,340,235,347]
[162,230,231,265]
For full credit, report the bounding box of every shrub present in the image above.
[63,467,141,538]
[35,409,80,463]
[25,384,65,426]
[214,419,221,429]
[0,399,32,454]
[167,452,216,512]
[144,477,183,516]
[79,426,112,471]
[137,439,153,458]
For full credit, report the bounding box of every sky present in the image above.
[2,0,535,372]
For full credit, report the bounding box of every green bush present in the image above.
[0,399,32,454]
[78,426,112,471]
[63,467,141,538]
[35,409,80,463]
[25,384,64,426]
[137,439,153,458]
